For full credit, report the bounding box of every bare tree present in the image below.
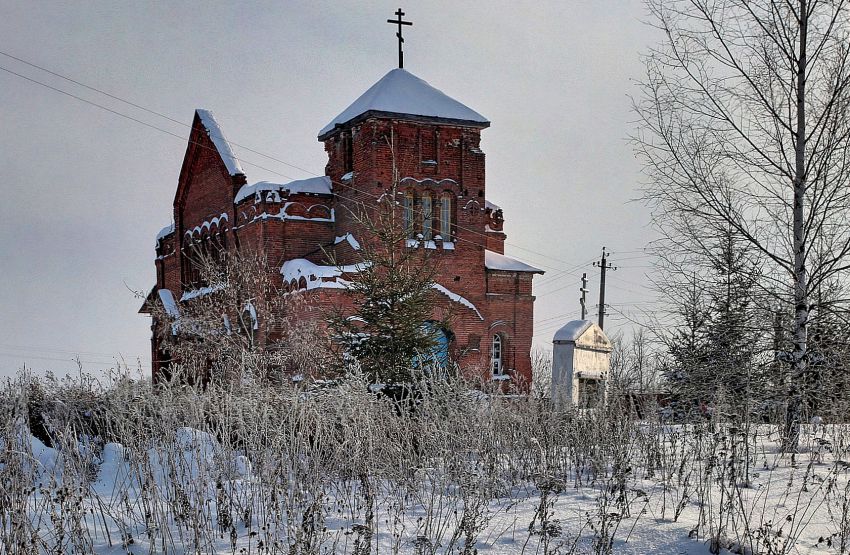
[151,247,332,384]
[634,0,850,448]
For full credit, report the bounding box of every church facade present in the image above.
[143,68,542,389]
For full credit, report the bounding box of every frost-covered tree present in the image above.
[151,248,331,385]
[635,0,850,449]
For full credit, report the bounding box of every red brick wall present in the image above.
[150,112,540,392]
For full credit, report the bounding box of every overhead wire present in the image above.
[3,50,669,355]
[0,55,590,273]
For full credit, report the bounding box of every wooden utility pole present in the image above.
[592,248,616,330]
[580,272,588,320]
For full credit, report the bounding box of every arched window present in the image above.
[440,193,453,240]
[403,191,415,238]
[421,192,433,240]
[491,334,503,375]
[240,302,258,346]
[416,322,452,374]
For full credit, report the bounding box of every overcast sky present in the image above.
[0,1,663,378]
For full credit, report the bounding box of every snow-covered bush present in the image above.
[1,369,847,554]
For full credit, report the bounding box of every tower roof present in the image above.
[318,69,489,140]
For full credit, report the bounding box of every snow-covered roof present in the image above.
[553,320,593,342]
[485,250,544,274]
[158,289,179,317]
[318,69,489,139]
[156,223,175,245]
[234,176,332,204]
[432,283,483,320]
[280,258,366,291]
[195,109,245,177]
[485,200,502,212]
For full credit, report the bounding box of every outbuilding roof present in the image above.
[485,250,544,274]
[553,320,594,342]
[318,69,489,140]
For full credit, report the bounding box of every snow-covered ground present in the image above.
[3,379,849,554]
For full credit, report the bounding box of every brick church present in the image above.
[143,66,543,388]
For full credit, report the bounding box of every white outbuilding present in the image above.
[551,320,612,408]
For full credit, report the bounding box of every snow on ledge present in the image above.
[485,200,502,212]
[156,223,175,246]
[180,284,223,302]
[195,109,245,176]
[432,283,484,320]
[400,176,459,186]
[247,207,335,224]
[280,258,367,291]
[235,176,332,204]
[485,250,544,274]
[334,233,361,251]
[184,213,229,238]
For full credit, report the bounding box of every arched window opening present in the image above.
[421,192,433,240]
[440,193,453,240]
[491,334,503,375]
[403,191,415,239]
[416,321,453,375]
[342,133,353,172]
[240,302,259,346]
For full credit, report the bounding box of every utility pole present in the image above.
[592,247,616,330]
[579,273,588,320]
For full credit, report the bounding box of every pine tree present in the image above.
[665,228,765,416]
[326,193,445,384]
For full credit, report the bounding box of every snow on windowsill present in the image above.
[406,238,455,250]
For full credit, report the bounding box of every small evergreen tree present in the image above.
[326,193,445,384]
[665,228,766,417]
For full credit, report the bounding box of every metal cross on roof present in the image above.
[387,8,413,69]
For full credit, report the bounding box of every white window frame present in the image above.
[491,334,503,375]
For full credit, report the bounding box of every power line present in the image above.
[0,58,585,273]
[0,49,319,179]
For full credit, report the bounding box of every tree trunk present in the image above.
[786,0,809,452]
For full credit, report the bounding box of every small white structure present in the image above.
[552,320,612,408]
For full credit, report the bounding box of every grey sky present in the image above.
[0,1,661,378]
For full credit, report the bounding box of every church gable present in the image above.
[174,110,246,213]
